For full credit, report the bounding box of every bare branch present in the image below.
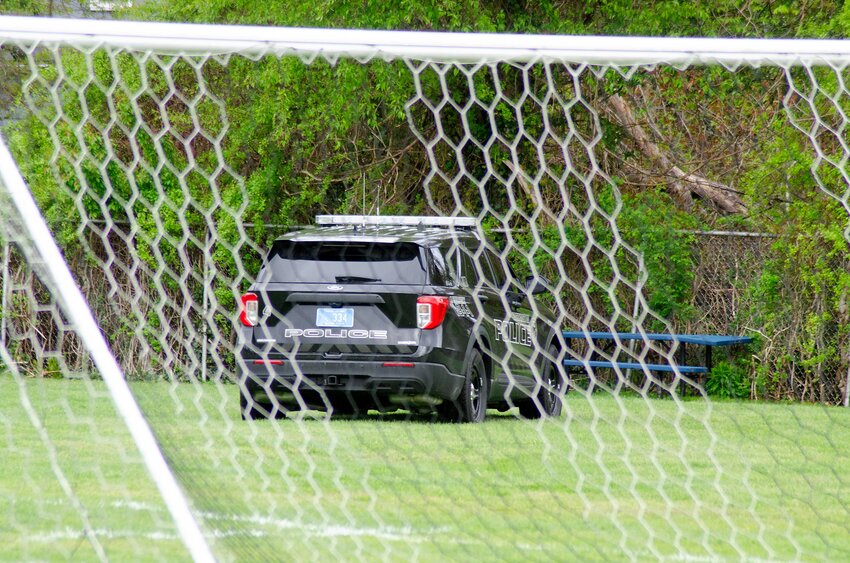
[606,93,748,214]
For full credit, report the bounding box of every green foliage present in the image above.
[496,187,697,329]
[132,0,843,39]
[739,197,850,401]
[618,190,699,324]
[0,0,65,15]
[733,99,850,402]
[706,360,751,400]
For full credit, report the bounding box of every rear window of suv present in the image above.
[264,240,428,285]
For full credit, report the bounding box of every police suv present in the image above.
[237,215,566,422]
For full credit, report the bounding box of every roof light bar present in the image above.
[316,215,476,228]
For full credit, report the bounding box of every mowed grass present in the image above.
[3,376,850,561]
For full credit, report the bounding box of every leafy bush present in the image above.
[706,361,750,400]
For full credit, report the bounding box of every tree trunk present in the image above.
[606,93,748,215]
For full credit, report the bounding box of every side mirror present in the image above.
[525,275,550,295]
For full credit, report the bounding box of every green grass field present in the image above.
[3,376,850,561]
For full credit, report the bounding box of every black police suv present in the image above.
[237,215,566,422]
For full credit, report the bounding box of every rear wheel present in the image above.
[518,345,565,419]
[439,349,488,423]
[240,386,268,420]
[328,394,358,418]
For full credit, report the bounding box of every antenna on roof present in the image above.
[361,174,366,221]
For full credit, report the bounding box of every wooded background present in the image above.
[1,1,849,404]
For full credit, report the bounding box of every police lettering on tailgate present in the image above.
[283,328,388,340]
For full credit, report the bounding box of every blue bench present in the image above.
[561,332,752,377]
[563,360,708,374]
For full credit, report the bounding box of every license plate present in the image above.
[316,308,354,328]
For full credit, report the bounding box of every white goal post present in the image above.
[1,14,850,561]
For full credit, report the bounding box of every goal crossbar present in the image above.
[1,15,850,65]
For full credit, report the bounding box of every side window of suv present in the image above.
[441,243,459,287]
[429,247,450,286]
[483,248,507,291]
[459,250,477,289]
[444,241,480,289]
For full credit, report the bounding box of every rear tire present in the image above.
[328,395,358,418]
[239,386,268,420]
[518,345,565,419]
[438,349,488,423]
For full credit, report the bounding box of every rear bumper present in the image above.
[243,359,465,401]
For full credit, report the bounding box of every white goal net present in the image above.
[1,15,850,561]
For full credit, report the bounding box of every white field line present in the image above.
[23,499,666,557]
[24,499,450,545]
[26,527,265,543]
[27,528,178,543]
[18,498,656,556]
[199,510,448,543]
[109,499,450,542]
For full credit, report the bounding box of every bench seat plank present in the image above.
[563,359,708,374]
[562,332,751,347]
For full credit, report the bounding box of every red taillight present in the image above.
[416,296,449,330]
[240,293,259,326]
[253,359,284,365]
[382,362,415,368]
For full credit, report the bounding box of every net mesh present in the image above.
[0,181,181,559]
[1,21,850,560]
